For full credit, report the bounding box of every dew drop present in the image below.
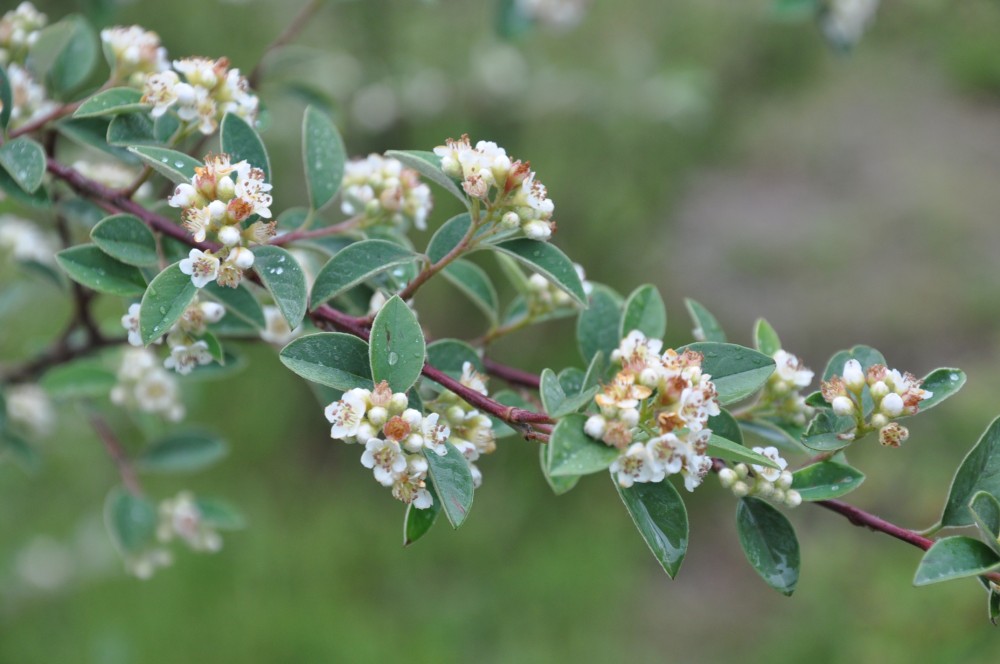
[174,161,185,168]
[275,267,284,275]
[388,351,399,366]
[160,157,170,163]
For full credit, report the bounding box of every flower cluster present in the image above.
[110,348,185,421]
[424,362,497,488]
[759,349,815,427]
[584,330,721,491]
[325,381,452,508]
[0,2,46,66]
[169,154,274,289]
[5,63,57,129]
[0,215,57,264]
[822,359,932,446]
[526,263,591,314]
[433,135,556,241]
[4,383,54,438]
[156,492,223,553]
[142,56,258,134]
[121,298,225,375]
[100,25,170,86]
[717,448,802,509]
[340,154,432,231]
[820,0,880,49]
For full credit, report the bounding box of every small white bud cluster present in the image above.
[585,330,721,492]
[340,154,433,232]
[4,62,57,129]
[121,299,225,375]
[0,215,57,265]
[156,491,222,553]
[761,349,816,427]
[821,359,932,446]
[424,362,497,488]
[142,56,258,134]
[515,0,589,31]
[99,25,170,86]
[820,0,880,50]
[110,348,185,421]
[526,263,592,313]
[325,381,454,508]
[170,154,274,289]
[260,305,302,346]
[125,547,173,580]
[0,2,46,66]
[718,448,802,508]
[4,383,54,438]
[433,135,556,241]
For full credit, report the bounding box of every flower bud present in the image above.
[880,392,904,417]
[500,211,520,230]
[843,359,865,391]
[832,395,854,416]
[198,301,225,323]
[771,489,786,503]
[776,470,793,490]
[208,199,228,221]
[871,413,889,429]
[584,414,606,439]
[355,422,377,444]
[718,468,738,488]
[403,433,424,453]
[216,175,236,200]
[227,247,255,270]
[401,409,423,428]
[388,392,409,414]
[523,220,552,241]
[731,481,749,498]
[620,408,640,427]
[218,224,241,246]
[785,490,802,508]
[446,405,466,424]
[870,380,889,399]
[366,406,388,427]
[734,463,749,479]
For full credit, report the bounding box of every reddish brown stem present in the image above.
[89,412,143,496]
[482,358,542,390]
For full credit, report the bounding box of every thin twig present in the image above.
[248,0,324,89]
[270,214,364,245]
[88,412,143,496]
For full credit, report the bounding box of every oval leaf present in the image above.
[194,496,247,530]
[736,497,800,596]
[707,435,780,469]
[916,368,966,413]
[279,332,373,390]
[128,146,200,184]
[253,245,307,329]
[942,416,1000,527]
[0,137,46,193]
[73,87,145,118]
[490,239,587,306]
[576,284,622,365]
[203,281,266,329]
[139,262,198,345]
[616,477,689,579]
[681,342,775,405]
[90,214,158,267]
[310,239,415,307]
[424,443,474,529]
[754,318,782,357]
[685,298,726,342]
[385,149,467,204]
[426,213,472,263]
[822,345,886,382]
[0,66,11,129]
[426,339,482,375]
[369,295,425,393]
[548,413,621,477]
[55,244,146,296]
[791,461,865,501]
[540,445,580,495]
[620,284,666,340]
[220,112,270,181]
[303,106,345,211]
[913,536,1000,586]
[970,491,1000,555]
[801,410,856,451]
[404,482,442,546]
[441,259,499,325]
[137,431,228,473]
[103,487,157,555]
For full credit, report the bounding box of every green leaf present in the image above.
[582,350,608,392]
[754,318,782,357]
[252,245,307,329]
[0,165,49,207]
[55,244,146,296]
[426,213,472,263]
[139,262,198,345]
[540,445,579,495]
[548,413,621,477]
[540,368,598,418]
[619,284,666,340]
[942,417,1000,527]
[57,118,139,164]
[708,409,743,446]
[220,112,270,181]
[28,20,76,82]
[490,239,587,306]
[90,214,158,267]
[48,15,98,96]
[279,332,373,390]
[616,477,689,579]
[0,432,41,474]
[801,410,856,451]
[772,0,820,18]
[497,0,535,38]
[137,431,228,473]
[200,331,224,365]
[73,87,145,118]
[494,251,532,295]
[441,259,499,325]
[913,537,1000,586]
[203,282,266,329]
[0,65,11,129]
[990,589,1000,626]
[404,482,441,546]
[681,342,775,405]
[791,461,865,501]
[576,284,622,365]
[302,106,345,211]
[558,367,586,396]
[970,491,1000,556]
[736,497,800,596]
[194,496,246,530]
[916,368,966,413]
[821,345,886,382]
[369,295,425,393]
[103,487,157,555]
[426,339,482,375]
[128,146,201,184]
[107,112,155,146]
[0,137,46,193]
[310,239,416,307]
[385,150,467,204]
[154,112,180,143]
[424,443,475,529]
[707,435,781,469]
[684,298,726,342]
[40,360,116,399]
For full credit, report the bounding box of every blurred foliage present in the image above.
[4,0,1000,661]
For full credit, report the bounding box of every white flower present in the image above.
[126,547,173,580]
[610,443,655,488]
[121,303,143,347]
[163,341,212,375]
[420,412,451,456]
[0,215,57,264]
[842,359,865,391]
[134,368,184,421]
[612,330,664,375]
[361,437,408,486]
[325,389,369,440]
[100,25,169,82]
[773,350,813,388]
[523,220,552,241]
[751,446,788,483]
[142,70,180,118]
[391,455,433,508]
[260,305,301,346]
[157,492,222,552]
[179,249,219,288]
[460,361,488,396]
[5,384,54,438]
[821,0,879,49]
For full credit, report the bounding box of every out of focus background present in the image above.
[3,0,1000,661]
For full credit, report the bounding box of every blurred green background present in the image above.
[3,0,1000,661]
